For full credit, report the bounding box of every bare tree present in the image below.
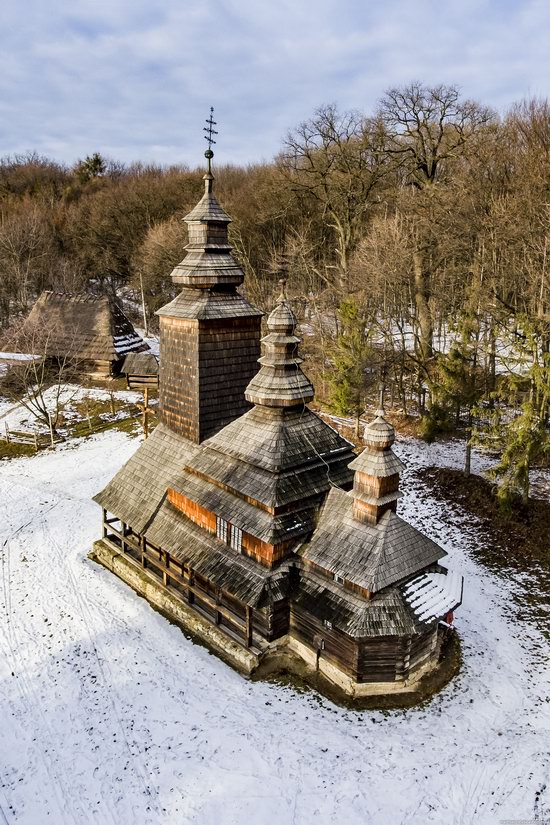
[0,204,52,321]
[0,320,81,432]
[378,83,495,375]
[279,104,389,292]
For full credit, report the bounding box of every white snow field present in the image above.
[0,427,549,825]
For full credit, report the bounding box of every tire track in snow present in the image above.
[42,517,162,821]
[0,537,77,825]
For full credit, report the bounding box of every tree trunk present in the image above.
[413,249,433,364]
[464,409,473,477]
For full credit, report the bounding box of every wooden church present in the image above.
[92,136,463,699]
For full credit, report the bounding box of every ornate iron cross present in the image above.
[203,107,218,173]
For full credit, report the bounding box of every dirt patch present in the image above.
[419,466,550,637]
[0,440,36,459]
[419,467,550,567]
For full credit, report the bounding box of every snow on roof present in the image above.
[403,571,464,622]
[0,352,43,362]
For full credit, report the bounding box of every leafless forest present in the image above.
[1,83,548,504]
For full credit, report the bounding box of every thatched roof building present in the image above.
[91,141,463,700]
[21,291,148,374]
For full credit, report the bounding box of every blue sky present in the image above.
[1,0,549,167]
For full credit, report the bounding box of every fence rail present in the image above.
[2,423,47,451]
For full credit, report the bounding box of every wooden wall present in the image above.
[197,317,261,440]
[290,602,438,683]
[290,603,359,678]
[159,314,260,443]
[168,489,216,533]
[160,316,199,441]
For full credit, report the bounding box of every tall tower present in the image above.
[157,110,262,443]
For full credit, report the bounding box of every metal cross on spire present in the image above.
[203,107,218,174]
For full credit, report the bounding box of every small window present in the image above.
[230,524,243,552]
[323,619,333,630]
[334,574,344,584]
[216,516,228,544]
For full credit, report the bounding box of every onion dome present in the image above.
[363,409,396,450]
[245,280,314,408]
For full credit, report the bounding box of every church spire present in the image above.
[169,108,242,288]
[156,109,262,443]
[245,280,314,407]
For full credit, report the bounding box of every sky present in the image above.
[1,0,549,168]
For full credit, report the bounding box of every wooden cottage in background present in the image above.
[20,291,149,375]
[92,148,463,699]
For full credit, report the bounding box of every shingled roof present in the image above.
[156,288,262,321]
[301,487,447,594]
[166,290,355,546]
[93,423,198,533]
[21,291,148,363]
[294,568,426,638]
[122,351,159,376]
[144,498,292,607]
[201,405,353,473]
[169,172,245,289]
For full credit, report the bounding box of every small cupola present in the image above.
[349,408,404,525]
[245,280,314,407]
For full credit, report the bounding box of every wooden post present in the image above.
[121,522,127,554]
[102,508,108,538]
[163,551,169,586]
[187,566,195,605]
[143,387,149,439]
[85,400,92,433]
[139,269,149,338]
[246,606,253,648]
[109,391,116,416]
[215,588,222,625]
[140,535,147,568]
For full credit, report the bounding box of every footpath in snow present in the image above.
[0,427,548,825]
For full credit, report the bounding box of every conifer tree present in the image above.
[328,297,374,435]
[473,317,549,507]
[429,266,486,472]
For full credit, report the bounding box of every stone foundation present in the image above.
[89,538,456,705]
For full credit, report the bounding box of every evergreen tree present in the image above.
[74,152,106,184]
[428,271,486,471]
[328,297,374,435]
[473,317,549,507]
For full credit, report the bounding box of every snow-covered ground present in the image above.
[0,426,549,825]
[0,384,145,433]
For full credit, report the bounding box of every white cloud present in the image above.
[1,0,549,166]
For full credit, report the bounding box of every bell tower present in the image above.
[157,109,262,443]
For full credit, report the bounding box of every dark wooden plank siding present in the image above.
[198,317,261,441]
[159,316,199,441]
[290,603,359,678]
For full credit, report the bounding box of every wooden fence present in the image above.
[2,423,50,452]
[102,512,255,649]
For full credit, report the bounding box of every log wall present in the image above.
[290,602,438,683]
